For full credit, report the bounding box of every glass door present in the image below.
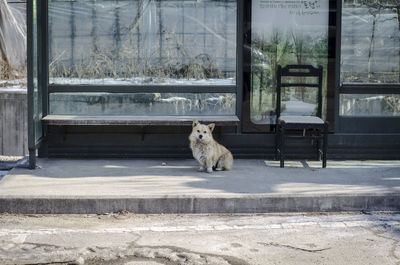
[244,0,330,131]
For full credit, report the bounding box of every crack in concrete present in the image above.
[257,241,331,253]
[13,238,251,265]
[124,241,251,265]
[0,241,86,265]
[366,226,400,265]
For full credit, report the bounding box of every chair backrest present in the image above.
[276,64,323,120]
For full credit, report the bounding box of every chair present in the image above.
[275,64,328,168]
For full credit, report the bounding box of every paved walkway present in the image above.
[1,213,399,265]
[0,159,400,213]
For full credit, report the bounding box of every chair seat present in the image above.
[278,115,325,125]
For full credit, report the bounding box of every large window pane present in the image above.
[250,0,329,124]
[341,0,400,84]
[340,94,400,116]
[48,0,236,85]
[49,93,236,116]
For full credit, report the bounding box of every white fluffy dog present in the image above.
[189,119,233,173]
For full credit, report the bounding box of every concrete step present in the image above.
[1,194,400,214]
[1,159,400,214]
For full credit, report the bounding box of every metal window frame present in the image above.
[339,84,400,94]
[30,0,245,162]
[28,0,48,169]
[241,0,337,133]
[44,0,242,120]
[27,0,35,168]
[48,85,237,94]
[335,0,400,133]
[25,0,400,159]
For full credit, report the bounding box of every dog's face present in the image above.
[189,119,215,144]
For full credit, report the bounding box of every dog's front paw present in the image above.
[206,167,213,173]
[198,166,205,172]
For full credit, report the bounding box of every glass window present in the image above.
[48,0,237,86]
[49,93,236,116]
[250,0,329,124]
[341,0,400,84]
[340,94,400,117]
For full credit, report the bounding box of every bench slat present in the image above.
[42,115,240,126]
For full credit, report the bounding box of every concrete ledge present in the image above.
[1,194,400,214]
[1,159,400,214]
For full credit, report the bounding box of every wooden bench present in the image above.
[42,115,240,126]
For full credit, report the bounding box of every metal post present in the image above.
[236,0,244,133]
[27,0,35,169]
[38,0,48,157]
[334,0,342,133]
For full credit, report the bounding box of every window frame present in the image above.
[335,0,400,133]
[241,0,337,133]
[43,0,242,121]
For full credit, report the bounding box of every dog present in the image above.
[189,119,233,173]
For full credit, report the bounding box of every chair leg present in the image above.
[322,123,328,168]
[275,126,280,161]
[280,126,285,168]
[316,130,321,161]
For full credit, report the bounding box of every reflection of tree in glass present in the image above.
[251,27,328,120]
[49,0,235,83]
[291,31,312,101]
[252,29,291,116]
[0,1,26,79]
[50,45,224,82]
[344,0,400,83]
[364,0,400,82]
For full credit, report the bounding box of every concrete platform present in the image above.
[0,159,400,214]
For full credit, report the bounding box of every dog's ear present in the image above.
[192,119,199,127]
[208,123,215,132]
